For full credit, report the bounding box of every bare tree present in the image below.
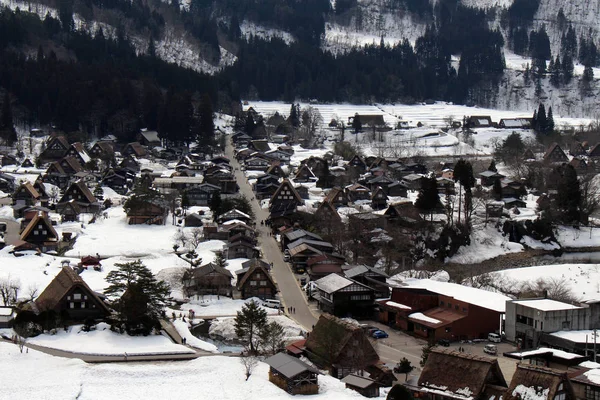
[240,354,259,381]
[26,285,38,302]
[174,229,188,249]
[300,106,323,146]
[0,276,20,306]
[188,228,204,248]
[580,174,600,224]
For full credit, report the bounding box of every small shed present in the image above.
[264,352,320,395]
[342,374,380,398]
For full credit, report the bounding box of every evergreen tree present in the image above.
[104,260,171,335]
[583,64,594,82]
[396,357,414,381]
[213,250,227,270]
[0,92,17,145]
[288,103,300,128]
[492,178,502,200]
[549,56,561,87]
[147,36,156,58]
[244,113,256,136]
[258,320,285,355]
[415,175,440,221]
[536,104,547,133]
[209,191,222,218]
[488,159,497,172]
[453,159,475,227]
[234,300,267,354]
[555,164,581,223]
[181,191,190,211]
[352,113,362,133]
[562,53,574,83]
[58,0,75,33]
[546,107,555,133]
[197,93,215,151]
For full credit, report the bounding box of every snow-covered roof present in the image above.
[0,307,14,316]
[584,369,600,385]
[400,278,511,312]
[409,312,441,324]
[386,301,411,310]
[315,274,352,294]
[549,330,600,344]
[580,361,600,369]
[511,347,583,360]
[511,299,583,312]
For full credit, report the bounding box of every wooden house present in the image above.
[122,142,147,158]
[570,366,600,400]
[219,208,252,224]
[498,118,531,129]
[344,265,390,299]
[0,173,15,193]
[265,163,286,178]
[348,154,368,171]
[269,179,304,214]
[119,155,141,172]
[265,149,291,164]
[345,183,371,202]
[249,139,270,153]
[21,158,34,168]
[281,229,323,251]
[387,181,408,197]
[409,348,508,400]
[313,274,375,318]
[370,186,388,210]
[59,156,84,175]
[35,266,111,321]
[479,170,506,186]
[57,180,100,214]
[295,184,309,200]
[18,211,59,252]
[244,156,271,171]
[184,213,204,227]
[137,131,161,147]
[101,169,132,195]
[401,173,425,190]
[226,238,259,259]
[126,199,167,225]
[504,364,574,400]
[384,201,422,227]
[66,142,91,167]
[305,313,379,378]
[366,175,395,193]
[294,164,317,183]
[265,352,320,395]
[58,201,81,222]
[236,259,277,300]
[466,116,493,128]
[184,262,233,297]
[324,187,348,207]
[315,201,342,224]
[0,306,16,328]
[543,143,569,164]
[185,183,220,206]
[13,182,40,206]
[523,148,536,160]
[39,135,70,162]
[306,254,344,281]
[89,141,115,160]
[342,374,380,398]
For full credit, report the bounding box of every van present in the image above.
[263,299,281,309]
[488,333,501,343]
[483,344,497,355]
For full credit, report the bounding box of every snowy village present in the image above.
[2,100,600,400]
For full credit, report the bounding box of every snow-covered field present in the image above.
[209,315,304,342]
[0,342,379,400]
[28,323,194,356]
[490,264,600,302]
[173,297,280,319]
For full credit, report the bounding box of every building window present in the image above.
[447,303,452,308]
[350,294,370,301]
[260,281,267,286]
[74,293,81,300]
[462,307,467,313]
[250,281,257,286]
[585,385,600,400]
[562,321,570,329]
[70,302,75,309]
[455,305,459,310]
[440,301,445,306]
[555,393,566,400]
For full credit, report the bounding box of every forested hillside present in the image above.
[2,0,600,140]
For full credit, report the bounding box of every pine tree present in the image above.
[556,164,581,223]
[0,92,17,145]
[546,107,555,133]
[104,260,171,335]
[197,93,215,151]
[492,178,503,200]
[209,191,222,219]
[148,36,156,58]
[536,104,547,133]
[234,300,267,354]
[288,103,300,128]
[562,53,574,83]
[583,64,594,82]
[549,56,561,87]
[488,160,497,172]
[415,175,439,221]
[352,113,362,133]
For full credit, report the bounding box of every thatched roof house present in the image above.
[35,266,111,320]
[504,364,575,400]
[305,313,379,379]
[414,348,508,400]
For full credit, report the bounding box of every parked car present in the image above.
[263,299,282,309]
[372,330,389,339]
[488,333,501,343]
[437,339,450,347]
[484,344,497,355]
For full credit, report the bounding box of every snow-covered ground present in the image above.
[0,342,381,400]
[209,315,304,342]
[172,319,219,353]
[28,323,194,356]
[489,263,600,302]
[172,296,280,319]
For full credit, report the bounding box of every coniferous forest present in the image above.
[0,0,564,139]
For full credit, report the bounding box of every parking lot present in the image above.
[358,321,520,383]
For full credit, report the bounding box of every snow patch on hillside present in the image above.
[240,20,295,44]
